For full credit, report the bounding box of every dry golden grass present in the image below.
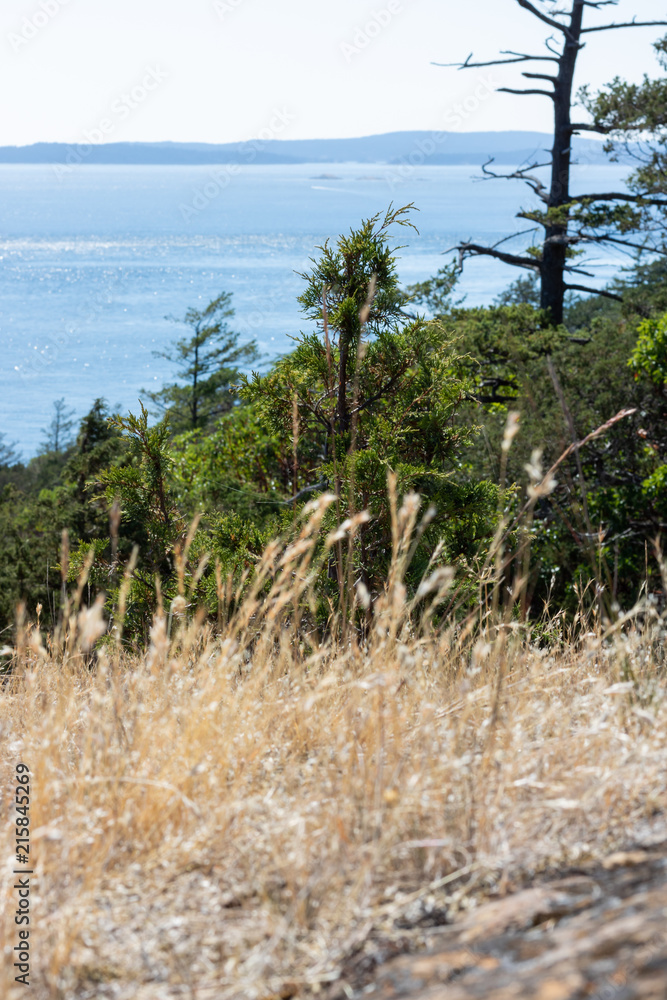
[1,493,666,999]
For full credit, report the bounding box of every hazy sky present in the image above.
[1,0,665,146]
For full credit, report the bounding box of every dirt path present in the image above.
[331,842,667,999]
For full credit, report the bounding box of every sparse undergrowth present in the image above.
[1,496,666,999]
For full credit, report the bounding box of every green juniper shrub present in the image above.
[237,205,500,611]
[628,310,667,523]
[432,290,667,616]
[170,402,316,523]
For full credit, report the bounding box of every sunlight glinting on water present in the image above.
[0,162,630,456]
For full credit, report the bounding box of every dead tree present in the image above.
[437,1,667,324]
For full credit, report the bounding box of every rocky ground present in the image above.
[330,836,667,1000]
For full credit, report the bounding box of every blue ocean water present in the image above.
[0,162,630,457]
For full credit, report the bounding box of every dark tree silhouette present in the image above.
[41,398,75,454]
[0,432,20,468]
[438,0,667,323]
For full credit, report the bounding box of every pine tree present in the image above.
[145,292,259,433]
[580,33,667,241]
[441,1,667,324]
[41,398,75,454]
[0,433,20,468]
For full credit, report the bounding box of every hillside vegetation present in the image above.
[1,206,667,642]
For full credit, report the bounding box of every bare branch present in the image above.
[516,174,549,205]
[433,50,557,70]
[455,241,541,271]
[492,227,542,249]
[497,87,556,99]
[564,283,623,300]
[601,235,667,255]
[480,157,551,202]
[482,157,553,177]
[514,160,552,172]
[574,233,667,256]
[522,71,558,83]
[563,266,596,277]
[582,19,667,33]
[569,122,611,133]
[516,0,573,37]
[569,192,667,207]
[518,179,550,202]
[541,220,667,259]
[502,48,559,62]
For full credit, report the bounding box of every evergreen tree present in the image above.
[239,205,499,598]
[145,292,259,433]
[41,398,75,454]
[0,433,20,468]
[0,401,125,634]
[581,33,667,242]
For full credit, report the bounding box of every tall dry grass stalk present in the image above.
[1,491,666,999]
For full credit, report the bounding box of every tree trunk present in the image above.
[540,1,585,325]
[337,333,350,436]
[192,334,199,429]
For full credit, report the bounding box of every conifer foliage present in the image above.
[239,205,498,596]
[145,292,259,433]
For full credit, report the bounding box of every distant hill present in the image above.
[0,131,618,166]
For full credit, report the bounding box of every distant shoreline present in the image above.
[0,130,622,167]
